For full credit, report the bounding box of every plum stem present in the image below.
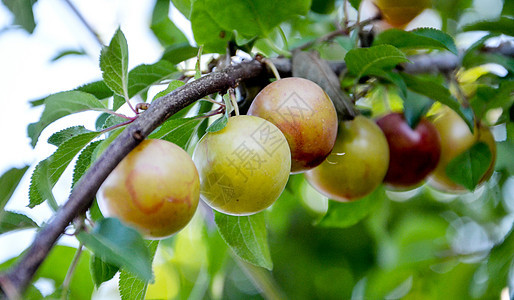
[60,243,84,300]
[196,107,225,119]
[263,58,281,80]
[96,108,134,120]
[229,88,240,116]
[202,96,224,106]
[100,117,137,133]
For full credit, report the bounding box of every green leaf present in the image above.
[190,2,232,52]
[206,114,228,133]
[495,141,514,175]
[50,49,87,61]
[5,214,35,238]
[402,91,434,128]
[113,94,126,111]
[118,240,159,300]
[0,211,38,234]
[470,82,514,121]
[95,113,110,131]
[503,0,514,16]
[317,186,385,228]
[23,284,44,300]
[374,28,458,55]
[461,33,498,66]
[101,115,127,131]
[445,142,492,190]
[310,0,335,14]
[100,28,130,98]
[487,229,514,295]
[206,94,232,132]
[90,255,119,287]
[78,218,153,281]
[463,17,514,36]
[433,0,472,23]
[76,80,114,100]
[171,0,192,19]
[161,43,199,64]
[151,0,189,47]
[2,0,37,33]
[29,131,100,208]
[400,72,475,132]
[465,52,514,74]
[149,117,203,150]
[365,268,413,300]
[72,140,102,188]
[477,81,514,117]
[28,161,56,210]
[214,211,273,270]
[91,128,124,162]
[345,45,409,80]
[0,166,29,211]
[152,80,185,101]
[89,199,104,222]
[27,91,106,147]
[348,0,362,10]
[203,226,228,278]
[128,60,181,98]
[195,46,203,79]
[200,0,311,38]
[47,126,91,147]
[383,71,407,97]
[23,81,110,108]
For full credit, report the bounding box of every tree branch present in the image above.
[0,59,267,298]
[272,42,514,76]
[0,42,511,297]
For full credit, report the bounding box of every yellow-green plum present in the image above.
[97,139,199,239]
[247,77,338,173]
[305,115,390,201]
[193,115,291,215]
[373,0,431,28]
[428,108,496,192]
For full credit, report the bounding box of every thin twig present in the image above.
[60,243,83,300]
[62,0,104,46]
[96,108,133,120]
[201,96,224,106]
[100,118,136,134]
[196,107,225,119]
[295,16,380,51]
[229,88,240,116]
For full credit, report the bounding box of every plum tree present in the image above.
[2,0,512,298]
[305,115,390,201]
[97,139,200,239]
[193,115,291,215]
[428,108,496,192]
[376,112,441,188]
[248,77,338,173]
